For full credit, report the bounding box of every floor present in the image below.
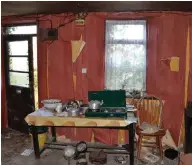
[2,128,192,165]
[3,150,134,165]
[1,128,134,165]
[1,128,31,164]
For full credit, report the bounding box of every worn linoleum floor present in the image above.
[3,150,133,165]
[1,128,31,164]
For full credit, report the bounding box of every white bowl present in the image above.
[41,99,61,110]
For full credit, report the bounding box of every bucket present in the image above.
[29,127,48,149]
[164,148,179,165]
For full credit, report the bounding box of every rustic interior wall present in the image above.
[147,14,189,142]
[1,12,192,144]
[37,14,105,142]
[37,14,105,103]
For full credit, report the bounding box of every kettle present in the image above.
[89,100,103,110]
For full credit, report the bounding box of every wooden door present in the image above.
[4,35,35,133]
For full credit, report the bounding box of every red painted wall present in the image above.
[37,14,105,142]
[147,15,189,142]
[37,14,105,102]
[2,13,192,144]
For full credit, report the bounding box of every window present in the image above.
[105,20,146,92]
[4,25,37,35]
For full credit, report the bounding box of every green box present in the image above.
[88,90,126,107]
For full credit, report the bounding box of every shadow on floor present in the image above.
[1,128,31,164]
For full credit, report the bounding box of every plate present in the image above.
[126,104,134,108]
[127,108,137,112]
[41,99,61,104]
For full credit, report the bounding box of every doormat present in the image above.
[21,149,34,156]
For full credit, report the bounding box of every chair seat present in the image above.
[136,125,166,160]
[136,125,166,137]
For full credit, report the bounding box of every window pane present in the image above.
[106,20,146,41]
[5,25,37,35]
[9,57,29,72]
[105,44,146,90]
[106,44,146,69]
[8,41,28,56]
[9,72,29,87]
[109,25,144,40]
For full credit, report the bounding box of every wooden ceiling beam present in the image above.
[2,1,192,16]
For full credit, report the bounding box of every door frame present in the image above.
[3,25,37,131]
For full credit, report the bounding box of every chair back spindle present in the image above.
[137,95,163,128]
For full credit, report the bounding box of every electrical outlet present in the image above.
[82,68,87,74]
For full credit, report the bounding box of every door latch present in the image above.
[16,89,22,94]
[13,116,19,121]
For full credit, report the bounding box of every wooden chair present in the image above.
[136,94,165,160]
[130,94,141,107]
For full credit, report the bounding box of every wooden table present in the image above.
[25,113,136,165]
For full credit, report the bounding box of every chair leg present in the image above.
[137,135,143,159]
[156,136,160,148]
[158,136,163,161]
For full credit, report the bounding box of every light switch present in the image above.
[82,68,87,74]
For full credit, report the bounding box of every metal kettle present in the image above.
[88,100,103,110]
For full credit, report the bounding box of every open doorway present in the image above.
[3,24,38,133]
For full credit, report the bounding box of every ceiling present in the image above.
[2,1,192,17]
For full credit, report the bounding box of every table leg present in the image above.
[31,126,40,159]
[184,111,192,153]
[129,123,135,165]
[51,126,56,142]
